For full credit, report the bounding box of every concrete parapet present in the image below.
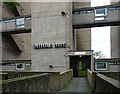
[87,69,96,92]
[1,69,73,92]
[60,69,73,90]
[87,69,120,93]
[1,73,50,92]
[96,73,120,93]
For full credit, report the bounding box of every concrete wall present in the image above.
[96,73,120,93]
[31,2,73,72]
[111,26,120,58]
[73,2,91,51]
[109,0,119,59]
[60,69,73,90]
[100,72,120,81]
[2,73,50,92]
[94,59,120,72]
[108,65,120,72]
[1,3,15,18]
[2,33,31,60]
[87,70,120,93]
[2,69,73,91]
[1,2,31,64]
[75,28,91,50]
[73,2,91,9]
[16,2,31,16]
[2,17,31,33]
[73,13,94,25]
[87,69,96,92]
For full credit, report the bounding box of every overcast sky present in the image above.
[91,0,111,58]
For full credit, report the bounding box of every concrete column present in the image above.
[110,0,120,58]
[111,26,120,58]
[31,2,73,72]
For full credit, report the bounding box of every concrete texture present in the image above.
[111,26,120,58]
[73,13,94,25]
[75,28,91,50]
[16,2,31,16]
[87,70,120,93]
[1,2,31,62]
[87,69,95,92]
[31,2,73,72]
[2,73,50,92]
[100,72,120,81]
[96,73,120,93]
[73,5,120,28]
[2,33,31,60]
[73,2,91,9]
[1,3,15,18]
[62,78,89,92]
[2,17,31,33]
[60,69,73,90]
[2,69,73,91]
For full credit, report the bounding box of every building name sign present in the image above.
[34,43,66,49]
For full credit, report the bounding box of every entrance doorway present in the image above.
[70,55,91,77]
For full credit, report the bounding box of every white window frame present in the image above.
[16,18,24,25]
[95,8,107,17]
[16,63,24,70]
[95,62,107,71]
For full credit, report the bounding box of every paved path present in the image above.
[62,78,90,93]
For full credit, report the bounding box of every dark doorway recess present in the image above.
[70,55,91,77]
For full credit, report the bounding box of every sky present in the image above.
[91,0,111,58]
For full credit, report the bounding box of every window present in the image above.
[116,63,120,65]
[10,19,15,22]
[95,17,106,21]
[109,62,114,65]
[25,63,31,66]
[87,9,94,13]
[73,11,80,14]
[95,8,107,16]
[117,6,120,9]
[109,62,117,65]
[108,7,117,10]
[95,8,107,21]
[4,20,9,23]
[1,63,15,66]
[16,18,24,25]
[16,25,24,28]
[95,62,107,70]
[25,17,31,20]
[80,10,87,14]
[16,63,24,70]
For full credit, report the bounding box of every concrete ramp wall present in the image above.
[87,69,120,93]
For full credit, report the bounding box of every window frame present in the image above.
[16,63,25,70]
[95,8,107,17]
[95,62,107,71]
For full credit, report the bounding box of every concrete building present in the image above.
[0,1,120,77]
[1,2,31,71]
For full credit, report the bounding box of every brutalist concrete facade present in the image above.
[0,2,31,71]
[73,2,91,51]
[31,2,73,72]
[111,26,120,58]
[110,1,120,58]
